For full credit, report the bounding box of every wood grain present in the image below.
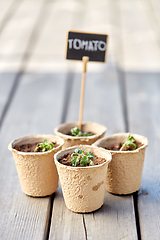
[0,75,67,240]
[0,78,15,122]
[1,0,160,239]
[119,0,160,238]
[49,0,138,238]
[119,0,160,72]
[50,187,86,240]
[126,75,160,240]
[0,0,44,72]
[0,0,18,29]
[0,0,68,239]
[50,10,137,240]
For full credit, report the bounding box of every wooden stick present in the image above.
[78,56,89,130]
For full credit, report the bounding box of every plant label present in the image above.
[66,31,108,62]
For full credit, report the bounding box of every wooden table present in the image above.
[0,0,160,239]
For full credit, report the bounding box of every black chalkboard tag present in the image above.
[66,31,108,62]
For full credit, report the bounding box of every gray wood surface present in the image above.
[0,75,67,240]
[119,1,160,239]
[0,0,18,30]
[47,0,136,239]
[0,0,44,71]
[0,78,14,122]
[1,0,160,239]
[49,63,137,240]
[0,0,66,239]
[0,0,45,127]
[126,75,160,240]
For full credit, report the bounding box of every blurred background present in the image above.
[0,0,160,134]
[0,0,160,73]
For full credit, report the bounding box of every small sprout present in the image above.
[120,135,137,151]
[71,126,93,137]
[71,149,95,167]
[34,139,54,152]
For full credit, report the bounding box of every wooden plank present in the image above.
[26,0,73,72]
[0,74,67,239]
[26,0,86,73]
[50,186,86,240]
[50,71,138,240]
[64,69,137,240]
[0,0,45,127]
[126,75,160,240]
[0,77,15,122]
[140,0,160,49]
[0,0,44,72]
[0,0,67,239]
[50,68,135,240]
[0,0,18,27]
[119,0,160,239]
[150,0,160,25]
[49,0,137,238]
[119,0,160,72]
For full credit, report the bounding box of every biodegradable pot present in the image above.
[8,134,64,197]
[54,122,107,149]
[54,145,112,213]
[93,133,148,195]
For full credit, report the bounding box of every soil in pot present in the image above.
[14,141,59,152]
[54,122,107,149]
[8,134,64,197]
[93,133,148,195]
[67,126,94,137]
[59,152,106,167]
[54,145,112,213]
[105,141,143,151]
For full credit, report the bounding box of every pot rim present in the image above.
[8,134,64,156]
[54,144,112,170]
[54,121,107,140]
[93,132,148,154]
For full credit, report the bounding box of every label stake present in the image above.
[78,56,89,130]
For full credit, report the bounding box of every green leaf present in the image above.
[71,127,80,136]
[120,135,137,151]
[80,156,89,166]
[89,160,94,166]
[71,126,93,137]
[34,139,55,152]
[74,149,83,154]
[70,148,95,167]
[71,156,79,166]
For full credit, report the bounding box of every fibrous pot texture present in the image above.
[54,145,112,213]
[93,133,148,195]
[8,134,64,197]
[54,122,107,150]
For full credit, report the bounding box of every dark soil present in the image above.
[14,142,58,152]
[59,152,106,167]
[105,141,143,151]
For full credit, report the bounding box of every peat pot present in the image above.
[54,145,112,213]
[8,134,64,197]
[93,133,148,195]
[54,122,107,150]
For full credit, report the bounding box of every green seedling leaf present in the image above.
[120,135,137,151]
[90,160,94,166]
[34,139,55,152]
[74,148,83,154]
[71,126,93,137]
[71,148,95,167]
[71,156,80,166]
[80,156,88,166]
